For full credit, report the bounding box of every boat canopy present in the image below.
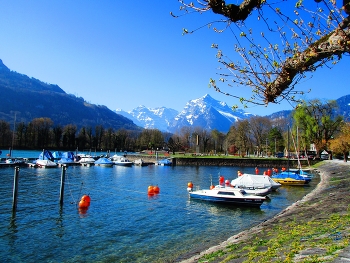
[62,151,75,160]
[39,150,54,160]
[231,174,279,188]
[52,151,62,158]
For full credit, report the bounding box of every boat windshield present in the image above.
[217,191,236,196]
[239,190,247,195]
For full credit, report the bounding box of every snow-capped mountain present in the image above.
[115,106,179,132]
[116,94,254,133]
[169,94,253,133]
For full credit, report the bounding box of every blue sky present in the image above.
[0,1,348,116]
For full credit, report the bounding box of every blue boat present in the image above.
[157,158,172,166]
[94,157,114,167]
[271,171,311,185]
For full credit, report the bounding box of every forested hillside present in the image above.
[0,59,140,131]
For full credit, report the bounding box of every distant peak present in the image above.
[0,59,10,72]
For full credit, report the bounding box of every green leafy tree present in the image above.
[268,127,284,155]
[293,99,343,154]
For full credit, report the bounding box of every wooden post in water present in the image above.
[59,165,67,206]
[12,166,20,214]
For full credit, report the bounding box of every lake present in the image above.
[0,150,319,262]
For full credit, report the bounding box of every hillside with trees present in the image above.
[0,59,140,131]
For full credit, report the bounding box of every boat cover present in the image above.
[231,174,280,188]
[62,151,75,160]
[39,150,54,160]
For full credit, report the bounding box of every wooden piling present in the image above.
[12,166,20,214]
[59,165,67,206]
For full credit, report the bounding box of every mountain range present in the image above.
[0,58,349,133]
[116,94,350,133]
[116,94,255,133]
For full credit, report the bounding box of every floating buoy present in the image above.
[78,195,91,209]
[267,169,272,176]
[148,185,155,195]
[153,185,160,194]
[187,182,193,189]
[81,195,91,203]
[78,199,90,209]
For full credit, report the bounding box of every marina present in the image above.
[0,150,319,262]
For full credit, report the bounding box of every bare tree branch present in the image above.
[208,0,263,22]
[265,28,350,103]
[177,0,350,107]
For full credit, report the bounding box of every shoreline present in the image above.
[178,160,350,263]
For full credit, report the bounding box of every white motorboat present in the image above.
[77,155,96,166]
[133,158,148,166]
[188,185,266,207]
[36,159,58,168]
[110,155,133,166]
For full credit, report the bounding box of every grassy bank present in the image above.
[179,161,350,263]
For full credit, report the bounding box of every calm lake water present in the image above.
[0,150,319,262]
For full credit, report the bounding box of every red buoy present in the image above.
[187,182,193,189]
[267,169,272,176]
[78,199,90,209]
[81,195,91,203]
[153,185,160,194]
[148,185,155,195]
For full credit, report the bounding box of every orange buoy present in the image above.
[153,185,160,194]
[148,185,155,195]
[78,199,90,209]
[267,169,272,176]
[81,195,91,203]
[187,182,193,189]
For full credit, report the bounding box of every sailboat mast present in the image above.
[10,112,17,157]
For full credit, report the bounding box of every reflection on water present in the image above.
[0,162,319,263]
